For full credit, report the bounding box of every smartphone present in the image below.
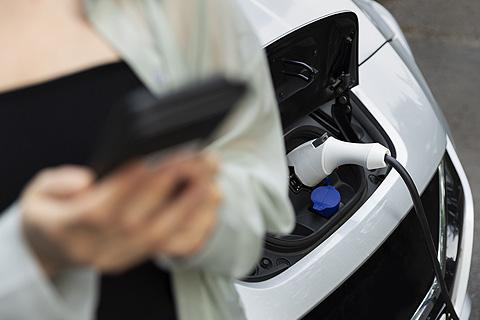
[91,76,247,178]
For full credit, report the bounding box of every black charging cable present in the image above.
[384,155,459,320]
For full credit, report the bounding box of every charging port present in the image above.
[244,12,395,282]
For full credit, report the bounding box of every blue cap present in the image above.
[310,185,341,218]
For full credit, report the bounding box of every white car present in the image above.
[234,1,474,319]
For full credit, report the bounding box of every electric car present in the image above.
[234,1,475,319]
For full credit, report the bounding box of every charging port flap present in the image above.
[267,12,359,129]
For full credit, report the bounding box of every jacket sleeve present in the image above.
[0,205,98,320]
[158,40,295,278]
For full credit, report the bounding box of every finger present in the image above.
[98,161,149,192]
[32,166,95,198]
[199,152,220,176]
[158,183,221,257]
[119,166,183,230]
[141,180,208,250]
[172,152,219,180]
[145,150,199,170]
[157,152,218,181]
[90,237,151,274]
[69,162,150,227]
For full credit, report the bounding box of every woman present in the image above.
[0,0,294,319]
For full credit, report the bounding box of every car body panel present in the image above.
[235,1,473,319]
[236,0,386,63]
[236,42,448,319]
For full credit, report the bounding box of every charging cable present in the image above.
[288,138,459,319]
[385,155,459,320]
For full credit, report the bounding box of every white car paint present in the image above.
[236,0,386,63]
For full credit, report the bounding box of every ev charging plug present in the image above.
[287,137,391,187]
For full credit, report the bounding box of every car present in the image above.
[233,1,475,319]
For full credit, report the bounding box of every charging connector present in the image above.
[287,137,390,187]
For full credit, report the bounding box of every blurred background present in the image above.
[377,0,480,318]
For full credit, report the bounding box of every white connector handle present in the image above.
[287,137,391,187]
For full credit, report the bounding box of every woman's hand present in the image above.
[20,153,221,277]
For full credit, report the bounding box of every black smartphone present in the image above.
[91,76,247,178]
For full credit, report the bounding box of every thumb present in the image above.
[34,166,95,198]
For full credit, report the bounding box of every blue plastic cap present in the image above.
[310,185,341,218]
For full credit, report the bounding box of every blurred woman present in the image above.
[0,0,294,319]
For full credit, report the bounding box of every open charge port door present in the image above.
[245,12,395,282]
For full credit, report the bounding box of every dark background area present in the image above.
[377,0,480,318]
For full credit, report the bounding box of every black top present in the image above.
[0,62,177,320]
